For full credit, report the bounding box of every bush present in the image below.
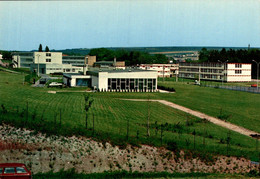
[157,85,176,92]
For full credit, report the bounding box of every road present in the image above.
[122,99,260,139]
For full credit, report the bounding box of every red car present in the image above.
[251,84,257,87]
[0,163,32,179]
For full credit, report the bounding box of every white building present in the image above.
[0,54,3,60]
[12,52,85,75]
[179,62,251,82]
[226,63,251,82]
[63,68,158,92]
[139,64,179,77]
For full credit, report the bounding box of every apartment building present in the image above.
[178,62,251,82]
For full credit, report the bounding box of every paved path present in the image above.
[122,99,260,139]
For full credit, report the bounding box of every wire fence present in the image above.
[201,84,260,94]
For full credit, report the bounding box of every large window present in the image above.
[108,78,156,91]
[76,79,91,86]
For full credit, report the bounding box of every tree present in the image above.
[38,44,43,52]
[45,46,50,52]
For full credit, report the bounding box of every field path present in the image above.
[122,99,260,139]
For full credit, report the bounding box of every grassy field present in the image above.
[0,71,259,161]
[156,80,260,133]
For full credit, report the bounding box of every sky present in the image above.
[0,0,260,51]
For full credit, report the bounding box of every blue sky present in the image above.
[0,0,260,51]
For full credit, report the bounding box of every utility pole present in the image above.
[253,60,260,91]
[175,63,178,82]
[163,65,165,82]
[36,54,40,77]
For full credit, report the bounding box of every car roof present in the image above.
[0,163,26,167]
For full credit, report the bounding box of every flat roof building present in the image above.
[139,64,179,77]
[63,68,158,92]
[179,62,251,82]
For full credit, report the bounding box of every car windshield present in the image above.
[4,167,15,174]
[16,167,27,173]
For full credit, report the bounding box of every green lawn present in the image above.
[0,71,259,161]
[156,81,260,133]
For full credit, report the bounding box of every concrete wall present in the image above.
[33,52,62,64]
[88,56,96,66]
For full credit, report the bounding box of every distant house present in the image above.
[0,54,3,60]
[138,64,179,77]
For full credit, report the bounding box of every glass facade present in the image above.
[108,78,156,91]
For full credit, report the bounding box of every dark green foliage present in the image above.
[157,85,176,92]
[38,44,43,52]
[0,50,12,60]
[33,169,215,178]
[45,46,50,52]
[88,48,168,65]
[198,48,260,78]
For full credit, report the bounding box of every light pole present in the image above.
[36,54,40,77]
[252,60,260,91]
[218,60,228,86]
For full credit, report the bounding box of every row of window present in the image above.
[235,64,242,68]
[46,53,51,57]
[108,78,156,90]
[46,68,62,70]
[235,70,242,74]
[46,59,51,62]
[63,68,81,72]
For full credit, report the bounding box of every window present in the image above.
[0,168,2,173]
[46,53,51,57]
[16,167,27,173]
[46,59,51,62]
[235,64,242,68]
[235,70,242,74]
[72,69,75,72]
[4,167,15,174]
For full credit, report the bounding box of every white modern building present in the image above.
[12,52,90,75]
[179,62,251,82]
[63,68,158,91]
[139,64,179,77]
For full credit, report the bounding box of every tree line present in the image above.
[198,48,260,78]
[88,48,170,66]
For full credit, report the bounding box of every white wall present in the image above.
[12,55,20,68]
[33,52,62,64]
[227,63,251,82]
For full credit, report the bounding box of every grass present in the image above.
[33,169,259,178]
[156,80,260,133]
[0,71,259,161]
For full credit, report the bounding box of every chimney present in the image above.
[114,57,116,67]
